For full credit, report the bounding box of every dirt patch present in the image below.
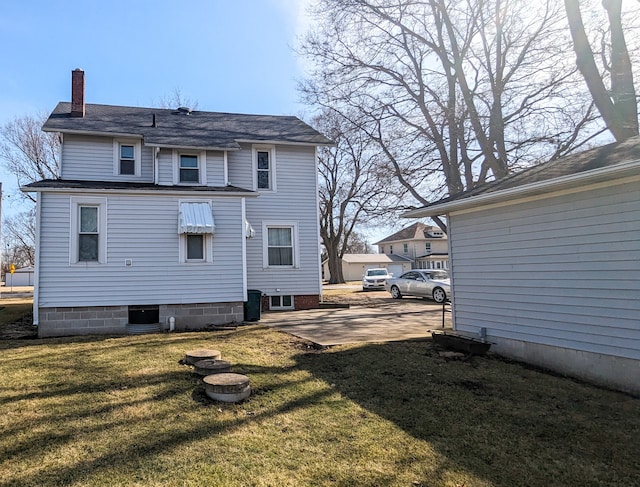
[322,289,394,307]
[1,312,37,339]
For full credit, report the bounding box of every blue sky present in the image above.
[0,0,312,213]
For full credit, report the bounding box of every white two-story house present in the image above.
[375,222,449,270]
[24,70,332,337]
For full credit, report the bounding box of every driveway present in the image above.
[261,298,452,346]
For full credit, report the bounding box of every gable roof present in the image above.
[43,103,334,150]
[374,222,444,245]
[404,136,640,218]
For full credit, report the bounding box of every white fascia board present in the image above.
[21,186,259,198]
[42,128,143,139]
[235,138,335,147]
[403,159,640,218]
[144,143,241,151]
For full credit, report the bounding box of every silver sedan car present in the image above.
[385,270,450,303]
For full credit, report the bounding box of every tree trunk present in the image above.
[325,247,345,284]
[564,0,638,141]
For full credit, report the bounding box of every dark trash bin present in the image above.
[244,290,262,322]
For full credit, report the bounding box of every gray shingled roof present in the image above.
[415,136,640,210]
[43,103,334,149]
[23,179,257,194]
[374,222,444,245]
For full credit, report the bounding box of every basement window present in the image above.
[270,295,293,310]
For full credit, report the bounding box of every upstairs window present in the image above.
[119,145,135,175]
[403,243,408,253]
[180,155,199,183]
[174,151,207,185]
[253,145,276,191]
[113,139,141,176]
[425,242,431,254]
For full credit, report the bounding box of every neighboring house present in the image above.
[23,70,332,337]
[322,254,412,282]
[404,137,640,395]
[5,267,35,287]
[375,222,449,270]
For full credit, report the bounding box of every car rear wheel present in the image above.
[432,287,446,303]
[390,286,402,299]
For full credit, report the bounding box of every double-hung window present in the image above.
[253,145,276,191]
[113,139,141,176]
[70,196,107,264]
[174,151,206,185]
[119,145,135,175]
[425,242,431,254]
[180,155,199,183]
[79,206,99,261]
[263,222,298,268]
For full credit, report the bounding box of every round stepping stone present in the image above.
[184,349,221,365]
[203,373,251,403]
[193,359,232,376]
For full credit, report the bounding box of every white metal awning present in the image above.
[179,202,215,234]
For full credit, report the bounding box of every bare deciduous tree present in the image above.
[2,208,36,278]
[314,109,399,283]
[564,0,638,141]
[299,0,613,219]
[0,113,60,203]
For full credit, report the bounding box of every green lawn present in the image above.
[0,326,638,486]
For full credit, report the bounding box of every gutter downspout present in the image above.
[153,147,160,185]
[32,194,42,327]
[223,151,229,185]
[241,198,248,302]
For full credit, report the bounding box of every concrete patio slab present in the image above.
[261,299,452,346]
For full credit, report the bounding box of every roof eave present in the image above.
[21,185,259,198]
[402,159,640,218]
[235,138,336,147]
[43,127,144,139]
[143,142,241,151]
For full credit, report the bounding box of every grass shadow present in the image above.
[295,339,640,487]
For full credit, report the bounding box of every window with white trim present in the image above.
[253,145,276,191]
[263,222,298,268]
[113,139,141,176]
[270,295,293,310]
[403,243,408,253]
[425,242,431,254]
[186,234,205,261]
[178,200,214,263]
[174,151,207,185]
[180,154,199,183]
[70,197,107,264]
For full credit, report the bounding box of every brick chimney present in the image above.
[71,69,85,118]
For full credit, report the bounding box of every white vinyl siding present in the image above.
[449,180,640,360]
[227,147,254,189]
[62,134,152,182]
[243,144,321,296]
[37,193,245,307]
